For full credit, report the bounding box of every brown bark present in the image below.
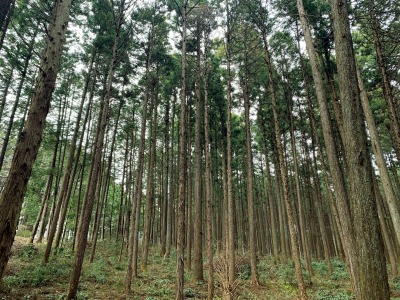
[368,1,400,163]
[0,31,36,173]
[284,72,312,276]
[357,65,400,249]
[193,23,204,282]
[160,96,170,256]
[224,0,236,292]
[203,29,214,299]
[261,25,307,300]
[259,125,279,264]
[330,0,390,298]
[0,0,72,286]
[0,67,13,122]
[44,51,96,263]
[67,8,122,296]
[142,78,159,270]
[241,26,259,284]
[176,2,188,299]
[296,0,358,286]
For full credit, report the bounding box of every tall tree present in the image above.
[67,0,127,297]
[0,0,73,288]
[224,0,236,294]
[330,0,390,298]
[175,1,189,298]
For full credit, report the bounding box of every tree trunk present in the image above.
[142,78,159,270]
[193,23,204,282]
[242,27,259,284]
[203,29,214,299]
[296,0,358,287]
[0,31,36,173]
[0,0,14,44]
[176,2,188,298]
[357,65,400,250]
[224,1,236,293]
[125,25,154,292]
[0,67,13,121]
[67,9,122,297]
[330,0,390,298]
[44,51,96,263]
[261,27,307,300]
[368,1,400,163]
[0,0,72,286]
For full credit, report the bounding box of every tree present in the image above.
[67,0,128,297]
[330,0,390,298]
[175,1,189,298]
[0,0,73,288]
[296,0,358,287]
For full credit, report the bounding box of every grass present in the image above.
[2,234,400,299]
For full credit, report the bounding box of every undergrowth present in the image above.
[2,235,400,299]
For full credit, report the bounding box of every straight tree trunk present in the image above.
[125,25,154,292]
[330,0,390,298]
[193,23,204,282]
[284,71,312,276]
[259,127,279,264]
[91,96,123,262]
[368,1,400,163]
[241,28,259,284]
[0,0,14,42]
[165,94,177,258]
[0,66,13,121]
[224,1,236,293]
[54,60,98,252]
[176,2,188,298]
[142,78,159,270]
[357,66,400,250]
[296,0,358,287]
[160,96,170,256]
[261,26,307,300]
[203,29,214,299]
[44,51,96,262]
[67,8,123,297]
[0,0,72,286]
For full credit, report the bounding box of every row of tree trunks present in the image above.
[66,1,125,296]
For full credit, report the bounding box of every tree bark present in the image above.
[330,0,390,298]
[67,7,123,296]
[142,78,159,270]
[261,25,307,300]
[224,0,236,293]
[44,51,96,263]
[296,0,358,287]
[125,24,154,292]
[0,0,72,286]
[357,65,400,250]
[203,28,214,299]
[193,22,204,282]
[176,2,188,299]
[241,26,259,284]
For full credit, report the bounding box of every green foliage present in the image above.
[13,243,38,260]
[237,262,251,280]
[392,275,400,292]
[311,260,329,277]
[84,258,109,284]
[4,258,70,288]
[331,259,349,281]
[184,288,195,298]
[315,289,354,300]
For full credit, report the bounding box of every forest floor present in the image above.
[1,232,400,299]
